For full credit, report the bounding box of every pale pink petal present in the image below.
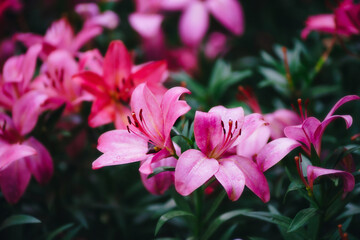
[206,0,244,35]
[301,117,323,154]
[20,44,42,89]
[140,156,177,195]
[103,40,132,90]
[160,0,192,10]
[301,14,336,39]
[209,106,244,133]
[0,143,36,171]
[215,158,245,201]
[93,132,149,170]
[175,149,219,196]
[129,13,163,38]
[264,109,301,139]
[13,91,48,135]
[307,165,355,193]
[97,129,148,153]
[78,49,103,74]
[0,159,31,204]
[179,1,209,46]
[114,104,131,129]
[2,55,24,83]
[236,123,270,159]
[231,155,270,202]
[235,113,266,146]
[325,95,360,119]
[85,11,120,30]
[194,111,223,156]
[161,86,191,139]
[44,18,74,50]
[75,3,100,18]
[23,137,53,184]
[256,138,301,172]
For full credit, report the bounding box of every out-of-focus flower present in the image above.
[179,0,244,46]
[0,92,53,204]
[257,95,360,172]
[33,50,92,113]
[0,0,22,17]
[237,86,301,139]
[0,44,41,110]
[75,3,119,30]
[302,0,360,39]
[92,83,190,194]
[75,40,168,128]
[204,32,228,60]
[175,106,270,202]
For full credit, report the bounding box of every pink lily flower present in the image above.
[32,49,93,113]
[175,106,270,202]
[257,95,360,172]
[0,44,41,110]
[75,40,169,128]
[15,15,104,58]
[92,83,190,193]
[302,0,360,39]
[0,92,53,204]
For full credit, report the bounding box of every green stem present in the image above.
[194,187,204,239]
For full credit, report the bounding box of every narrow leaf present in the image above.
[155,211,194,236]
[0,215,41,231]
[288,208,318,232]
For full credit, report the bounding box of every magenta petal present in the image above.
[14,33,43,48]
[256,138,301,172]
[92,150,149,170]
[0,142,37,171]
[175,149,219,196]
[301,14,336,39]
[194,111,223,156]
[130,83,164,142]
[235,113,267,146]
[103,40,132,89]
[0,159,31,204]
[13,91,48,135]
[160,0,192,10]
[206,0,245,35]
[209,106,244,133]
[71,25,102,53]
[23,137,53,184]
[140,156,177,195]
[21,44,42,89]
[231,155,270,202]
[161,86,191,139]
[307,165,355,193]
[179,1,209,46]
[215,158,245,201]
[129,13,164,38]
[325,95,360,119]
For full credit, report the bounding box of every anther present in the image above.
[127,116,132,125]
[139,109,143,122]
[126,126,131,133]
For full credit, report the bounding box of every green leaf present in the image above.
[201,209,250,240]
[0,215,41,231]
[63,225,82,240]
[240,211,292,229]
[260,51,278,66]
[284,181,304,202]
[288,208,318,232]
[46,223,74,240]
[147,167,175,179]
[337,203,360,219]
[155,211,195,236]
[204,190,227,223]
[219,224,238,240]
[170,188,192,213]
[171,72,206,97]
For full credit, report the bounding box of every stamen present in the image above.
[338,224,343,238]
[294,155,310,190]
[126,126,131,133]
[297,98,304,121]
[127,116,132,125]
[282,47,294,91]
[235,121,238,129]
[139,109,143,122]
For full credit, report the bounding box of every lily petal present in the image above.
[307,165,355,193]
[257,138,301,172]
[215,158,245,201]
[325,95,360,119]
[0,142,37,171]
[206,0,245,35]
[231,155,270,202]
[179,1,209,46]
[175,149,219,196]
[129,13,164,38]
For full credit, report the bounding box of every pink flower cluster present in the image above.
[302,0,360,39]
